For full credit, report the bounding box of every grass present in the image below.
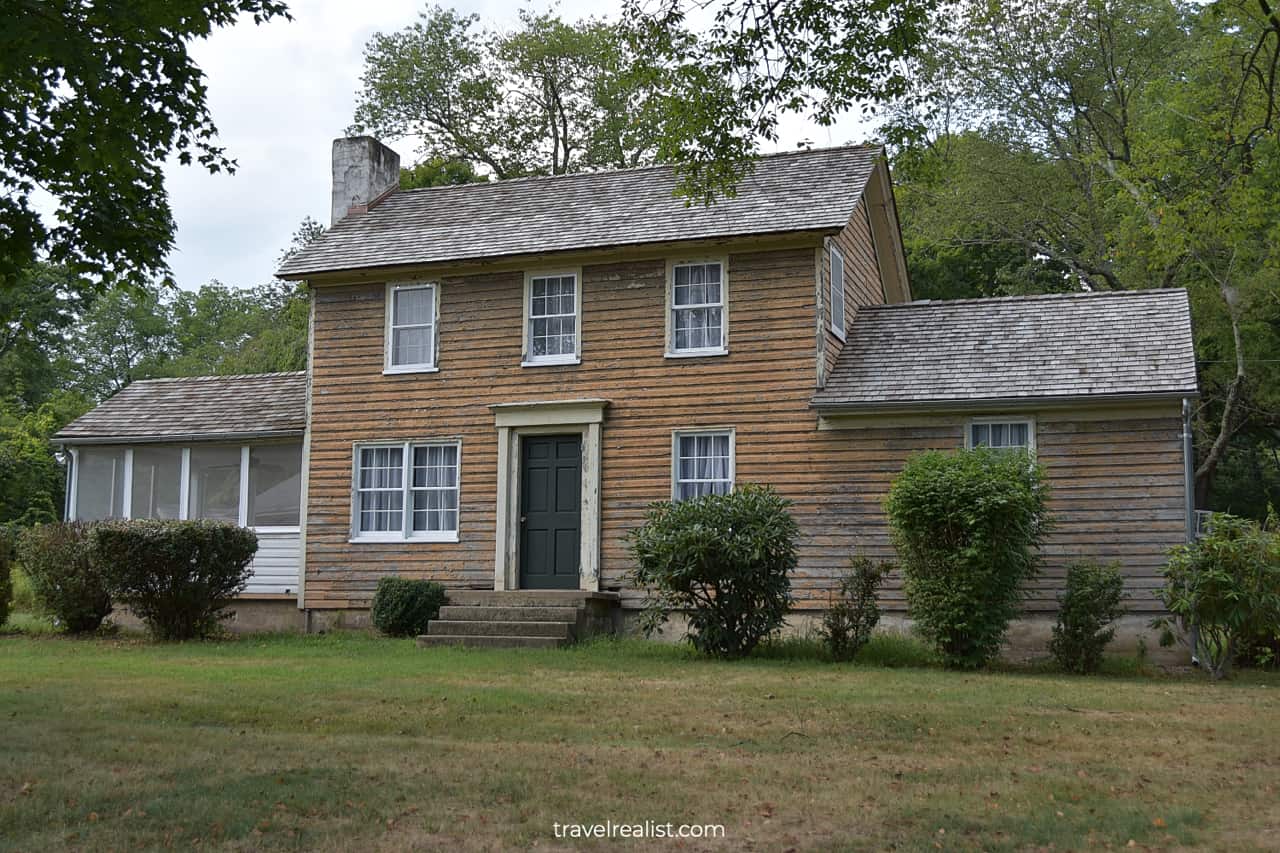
[2,632,1278,851]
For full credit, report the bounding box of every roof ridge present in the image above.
[862,288,1188,311]
[128,371,307,384]
[395,143,883,196]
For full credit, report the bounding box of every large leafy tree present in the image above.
[0,0,290,311]
[622,0,941,202]
[353,6,659,178]
[884,0,1280,514]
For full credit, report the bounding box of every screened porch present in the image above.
[65,440,304,596]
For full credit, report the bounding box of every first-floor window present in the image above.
[355,441,460,540]
[673,430,734,500]
[75,447,127,521]
[968,419,1034,453]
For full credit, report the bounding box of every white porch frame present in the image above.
[490,399,608,592]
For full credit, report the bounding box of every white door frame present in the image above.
[491,399,608,591]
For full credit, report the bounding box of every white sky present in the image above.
[165,0,875,290]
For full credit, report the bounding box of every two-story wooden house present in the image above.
[56,137,1199,650]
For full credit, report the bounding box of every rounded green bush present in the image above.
[370,577,448,637]
[886,447,1050,669]
[93,520,257,641]
[17,521,112,633]
[627,483,797,659]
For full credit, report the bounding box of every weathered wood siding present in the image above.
[820,204,885,383]
[305,243,1186,614]
[306,247,832,608]
[807,409,1187,613]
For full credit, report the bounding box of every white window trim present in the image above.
[965,416,1037,454]
[670,428,736,501]
[829,244,847,341]
[665,257,729,358]
[350,439,462,543]
[384,281,441,374]
[522,268,582,367]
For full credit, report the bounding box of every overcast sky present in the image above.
[166,0,875,291]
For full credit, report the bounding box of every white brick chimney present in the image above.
[330,136,401,225]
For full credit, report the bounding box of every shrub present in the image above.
[819,556,889,661]
[370,577,448,637]
[94,520,257,641]
[0,527,12,626]
[627,483,797,659]
[17,522,112,633]
[885,447,1050,669]
[1153,512,1280,680]
[1049,560,1127,674]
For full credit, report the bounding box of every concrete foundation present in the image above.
[108,598,305,635]
[619,609,1190,666]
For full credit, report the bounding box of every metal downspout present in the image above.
[1182,398,1200,666]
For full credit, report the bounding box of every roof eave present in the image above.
[54,429,305,448]
[275,227,842,282]
[810,389,1201,415]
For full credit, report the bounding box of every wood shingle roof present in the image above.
[811,289,1198,410]
[276,145,883,277]
[54,372,307,444]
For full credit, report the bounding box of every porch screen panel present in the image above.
[75,447,127,520]
[130,446,183,519]
[188,446,242,522]
[248,444,302,527]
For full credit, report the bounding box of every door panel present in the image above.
[519,435,582,589]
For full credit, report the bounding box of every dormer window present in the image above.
[523,270,581,366]
[667,259,728,357]
[385,282,439,373]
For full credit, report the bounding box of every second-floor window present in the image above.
[386,282,438,372]
[525,271,581,365]
[668,261,727,356]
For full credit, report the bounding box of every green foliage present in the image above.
[627,484,797,659]
[621,0,940,202]
[0,1,291,305]
[370,577,448,638]
[93,520,258,641]
[818,556,889,662]
[9,563,35,613]
[1050,561,1127,674]
[17,522,112,633]
[353,7,657,178]
[1154,512,1280,680]
[886,448,1050,668]
[881,0,1280,511]
[400,156,487,189]
[0,526,12,626]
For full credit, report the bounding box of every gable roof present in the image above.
[811,289,1198,411]
[277,145,883,278]
[54,372,307,445]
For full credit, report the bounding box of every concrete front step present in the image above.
[447,590,619,608]
[437,605,581,623]
[416,634,568,649]
[427,619,573,639]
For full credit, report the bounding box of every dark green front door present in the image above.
[519,435,581,589]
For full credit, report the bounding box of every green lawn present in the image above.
[1,632,1277,851]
